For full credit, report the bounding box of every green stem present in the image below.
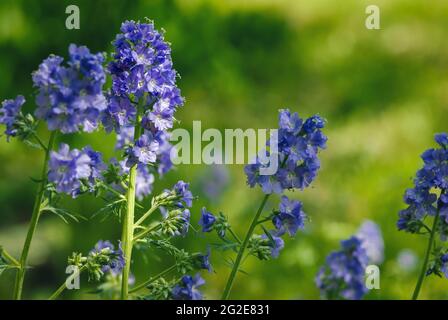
[412,209,440,300]
[13,131,56,300]
[129,265,176,294]
[227,228,242,244]
[48,265,87,300]
[120,112,143,300]
[133,224,161,242]
[32,132,48,151]
[121,163,137,300]
[135,205,158,226]
[0,247,20,267]
[221,194,270,299]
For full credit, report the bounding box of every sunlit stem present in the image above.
[412,208,440,300]
[129,264,176,294]
[0,248,20,267]
[135,205,159,226]
[221,194,270,299]
[227,227,242,244]
[120,107,143,300]
[133,224,161,242]
[13,131,56,300]
[48,265,87,300]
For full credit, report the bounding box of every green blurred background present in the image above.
[1,0,448,299]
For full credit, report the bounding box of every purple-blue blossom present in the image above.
[0,95,25,140]
[272,196,306,237]
[173,180,193,208]
[197,248,212,272]
[126,133,159,167]
[397,133,448,239]
[440,254,448,278]
[245,109,327,194]
[261,234,285,258]
[315,236,369,300]
[171,274,205,300]
[198,208,216,233]
[48,143,105,197]
[356,220,384,264]
[33,45,107,133]
[200,165,229,200]
[90,240,125,275]
[105,20,184,166]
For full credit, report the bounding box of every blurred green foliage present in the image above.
[1,0,448,299]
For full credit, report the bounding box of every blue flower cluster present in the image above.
[48,143,105,197]
[33,45,107,133]
[198,188,307,260]
[90,240,125,276]
[245,109,327,194]
[315,236,369,300]
[171,274,205,300]
[105,20,184,169]
[397,133,448,239]
[316,221,384,300]
[0,95,25,140]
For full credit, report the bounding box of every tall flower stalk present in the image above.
[221,194,269,299]
[221,110,327,299]
[13,131,56,299]
[120,117,141,299]
[1,43,107,299]
[2,18,212,301]
[397,133,448,299]
[412,209,439,299]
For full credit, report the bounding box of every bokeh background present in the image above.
[1,0,448,299]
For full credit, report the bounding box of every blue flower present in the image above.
[244,109,327,194]
[33,45,107,133]
[178,209,191,236]
[397,133,448,238]
[356,220,384,264]
[199,208,216,233]
[435,133,448,148]
[200,165,229,200]
[102,95,136,134]
[316,236,369,300]
[48,143,105,197]
[0,95,25,140]
[441,254,448,278]
[90,240,125,275]
[197,248,212,272]
[171,274,205,300]
[115,126,134,150]
[173,180,193,208]
[126,133,159,167]
[272,196,306,237]
[154,131,174,175]
[261,234,285,258]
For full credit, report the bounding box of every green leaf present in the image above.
[41,206,86,223]
[91,198,125,221]
[261,225,275,244]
